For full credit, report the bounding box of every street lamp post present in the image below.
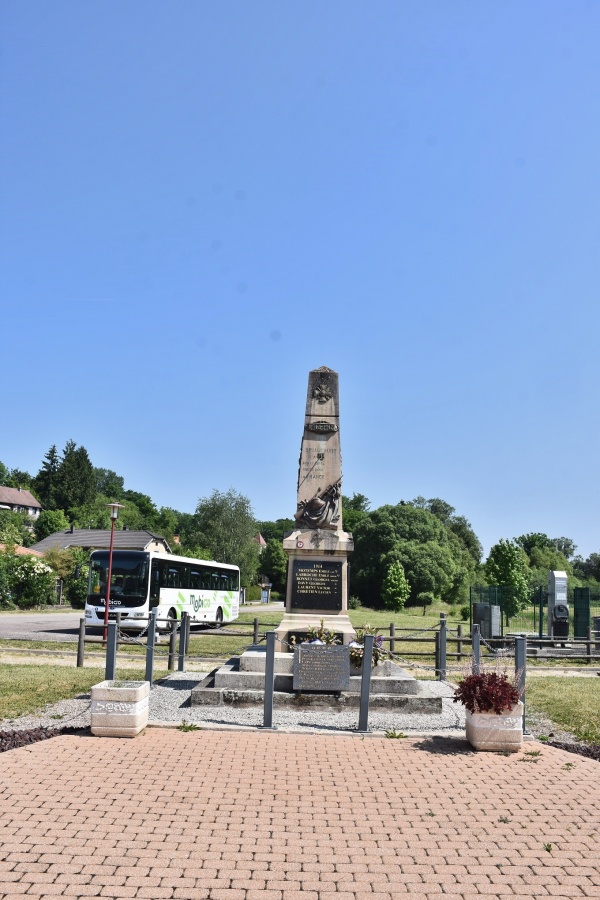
[103,502,125,643]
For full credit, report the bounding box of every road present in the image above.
[0,611,84,642]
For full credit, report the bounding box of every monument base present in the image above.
[275,612,355,651]
[279,528,354,650]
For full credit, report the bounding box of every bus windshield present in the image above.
[89,552,149,608]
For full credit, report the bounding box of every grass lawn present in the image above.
[0,665,146,720]
[525,677,600,744]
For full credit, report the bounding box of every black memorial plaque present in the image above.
[290,560,343,611]
[293,644,350,692]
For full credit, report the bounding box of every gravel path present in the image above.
[0,672,467,734]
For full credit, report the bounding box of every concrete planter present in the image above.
[465,702,524,752]
[91,680,149,738]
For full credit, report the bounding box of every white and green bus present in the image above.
[85,550,240,631]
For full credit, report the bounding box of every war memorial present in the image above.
[191,366,440,713]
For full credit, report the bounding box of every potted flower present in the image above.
[453,669,523,752]
[349,625,391,674]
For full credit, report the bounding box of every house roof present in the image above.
[0,487,42,510]
[0,543,44,557]
[30,529,171,554]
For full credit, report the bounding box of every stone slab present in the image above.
[293,644,350,691]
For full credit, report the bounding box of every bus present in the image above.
[85,550,240,632]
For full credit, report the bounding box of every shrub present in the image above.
[348,595,361,610]
[453,670,520,715]
[460,604,470,622]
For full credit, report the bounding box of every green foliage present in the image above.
[304,619,340,645]
[32,445,61,509]
[42,546,89,607]
[93,468,125,499]
[417,591,435,615]
[9,554,57,608]
[460,604,470,622]
[485,539,529,620]
[260,539,288,593]
[256,518,295,542]
[381,560,410,612]
[0,510,33,547]
[348,595,361,610]
[194,488,260,585]
[34,509,70,542]
[351,502,474,609]
[342,493,371,532]
[51,440,96,511]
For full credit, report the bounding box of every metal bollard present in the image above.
[178,612,189,672]
[168,619,177,671]
[357,634,374,733]
[77,618,86,668]
[438,614,447,681]
[105,621,118,681]
[457,623,463,662]
[145,609,157,686]
[471,624,481,674]
[390,622,395,654]
[253,617,259,645]
[262,631,276,729]
[514,634,527,733]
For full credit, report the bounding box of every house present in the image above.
[30,527,171,555]
[0,487,42,519]
[0,543,44,558]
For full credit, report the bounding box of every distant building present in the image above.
[0,543,44,558]
[254,533,267,553]
[0,487,42,519]
[30,527,171,555]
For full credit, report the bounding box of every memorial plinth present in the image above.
[276,366,355,650]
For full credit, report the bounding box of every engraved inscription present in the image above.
[293,644,350,691]
[291,560,343,611]
[307,421,339,433]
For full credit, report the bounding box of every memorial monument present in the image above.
[276,366,355,649]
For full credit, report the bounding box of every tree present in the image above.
[515,533,553,557]
[256,519,295,542]
[32,445,61,509]
[381,561,410,612]
[342,493,370,532]
[93,468,125,499]
[485,539,529,622]
[34,509,70,542]
[194,489,260,585]
[351,503,472,608]
[55,441,95,511]
[0,510,33,547]
[551,537,577,560]
[260,539,288,593]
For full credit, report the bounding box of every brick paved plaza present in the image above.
[0,728,598,899]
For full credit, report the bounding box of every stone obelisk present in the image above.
[276,366,355,650]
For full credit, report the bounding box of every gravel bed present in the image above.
[3,674,599,760]
[0,672,465,735]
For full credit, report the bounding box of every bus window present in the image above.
[190,569,201,590]
[168,567,180,589]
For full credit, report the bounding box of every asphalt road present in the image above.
[0,611,85,642]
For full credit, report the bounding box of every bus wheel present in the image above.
[167,609,178,631]
[214,608,223,628]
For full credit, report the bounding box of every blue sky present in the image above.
[2,2,599,559]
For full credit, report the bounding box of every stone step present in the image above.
[214,666,427,696]
[190,685,442,713]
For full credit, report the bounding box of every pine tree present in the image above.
[55,441,96,511]
[32,445,61,509]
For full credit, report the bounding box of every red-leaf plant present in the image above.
[453,670,520,715]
